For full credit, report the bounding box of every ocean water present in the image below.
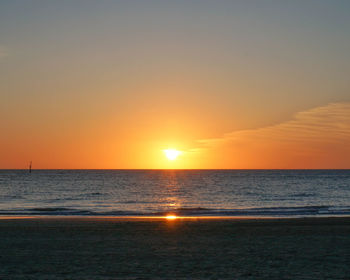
[0,169,349,217]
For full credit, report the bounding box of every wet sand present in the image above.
[0,217,350,279]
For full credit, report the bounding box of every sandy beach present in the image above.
[0,217,349,279]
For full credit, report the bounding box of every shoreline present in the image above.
[1,215,350,279]
[1,215,350,222]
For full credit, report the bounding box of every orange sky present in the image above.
[1,1,350,169]
[1,102,349,169]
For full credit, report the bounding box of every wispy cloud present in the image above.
[199,102,350,146]
[195,102,350,168]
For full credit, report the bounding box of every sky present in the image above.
[0,0,349,169]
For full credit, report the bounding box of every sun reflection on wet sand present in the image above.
[165,214,177,220]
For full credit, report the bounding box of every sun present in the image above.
[163,149,182,161]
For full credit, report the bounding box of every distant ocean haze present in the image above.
[0,170,349,217]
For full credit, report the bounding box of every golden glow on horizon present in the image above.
[165,214,177,220]
[163,149,182,161]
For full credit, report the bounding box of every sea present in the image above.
[0,169,349,218]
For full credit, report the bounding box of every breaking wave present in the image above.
[1,205,350,217]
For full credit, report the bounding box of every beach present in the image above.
[1,217,350,279]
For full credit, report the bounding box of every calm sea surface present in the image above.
[0,170,349,217]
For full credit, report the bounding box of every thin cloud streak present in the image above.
[195,102,350,168]
[199,102,350,146]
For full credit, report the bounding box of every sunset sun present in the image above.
[163,149,182,161]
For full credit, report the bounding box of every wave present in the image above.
[159,206,350,217]
[1,205,350,217]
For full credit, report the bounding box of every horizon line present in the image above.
[1,168,349,171]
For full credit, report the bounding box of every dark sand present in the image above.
[1,217,350,279]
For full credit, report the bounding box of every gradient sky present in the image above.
[1,0,349,169]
